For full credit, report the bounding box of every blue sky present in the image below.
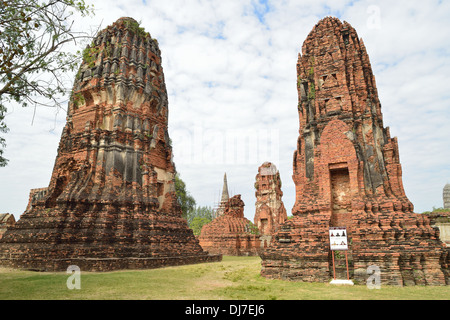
[252,0,271,24]
[1,0,450,221]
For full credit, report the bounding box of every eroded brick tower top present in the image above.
[294,16,412,218]
[45,16,178,213]
[254,162,287,236]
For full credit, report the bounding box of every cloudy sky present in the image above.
[1,0,449,221]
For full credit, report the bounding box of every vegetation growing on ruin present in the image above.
[81,44,101,69]
[71,92,85,108]
[246,221,260,235]
[123,19,149,39]
[308,82,316,100]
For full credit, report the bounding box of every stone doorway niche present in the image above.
[260,218,268,235]
[329,166,352,228]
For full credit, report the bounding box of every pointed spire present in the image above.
[215,173,230,217]
[221,173,229,203]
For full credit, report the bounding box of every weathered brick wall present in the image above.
[25,188,48,212]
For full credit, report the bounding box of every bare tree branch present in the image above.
[0,0,95,166]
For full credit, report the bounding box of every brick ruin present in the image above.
[260,17,449,285]
[25,187,49,212]
[0,17,221,271]
[199,195,260,256]
[0,214,15,239]
[254,162,287,248]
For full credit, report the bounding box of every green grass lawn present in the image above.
[0,256,449,300]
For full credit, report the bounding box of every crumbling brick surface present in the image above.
[0,17,221,271]
[199,195,260,256]
[0,214,15,239]
[260,17,449,286]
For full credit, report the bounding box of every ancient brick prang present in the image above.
[254,162,287,247]
[260,17,449,286]
[199,195,260,256]
[0,17,221,271]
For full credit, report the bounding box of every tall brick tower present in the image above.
[254,162,287,246]
[0,17,221,271]
[260,17,449,285]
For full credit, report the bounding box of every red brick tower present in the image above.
[0,17,221,271]
[254,162,287,246]
[260,17,449,285]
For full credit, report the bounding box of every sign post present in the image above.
[329,227,352,285]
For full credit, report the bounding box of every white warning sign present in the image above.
[329,227,348,251]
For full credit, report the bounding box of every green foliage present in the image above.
[246,221,260,235]
[186,205,214,235]
[174,173,196,220]
[0,0,94,166]
[104,41,113,58]
[421,207,450,214]
[81,44,100,68]
[308,81,316,100]
[123,19,149,38]
[0,107,8,167]
[71,92,84,108]
[173,175,216,235]
[190,216,211,236]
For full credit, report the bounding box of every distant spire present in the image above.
[221,173,229,203]
[215,173,230,217]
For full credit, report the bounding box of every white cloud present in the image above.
[1,0,450,222]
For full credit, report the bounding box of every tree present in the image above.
[173,174,215,235]
[190,217,211,237]
[174,173,196,220]
[186,205,214,226]
[0,0,94,166]
[187,206,215,236]
[246,221,260,235]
